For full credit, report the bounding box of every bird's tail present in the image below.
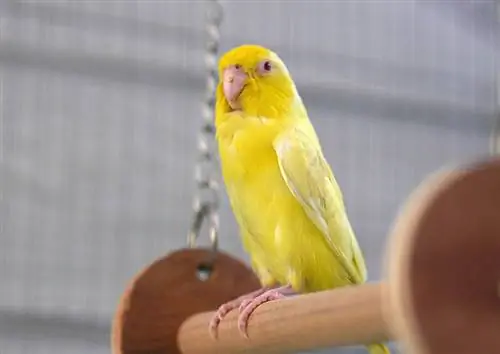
[365,343,391,354]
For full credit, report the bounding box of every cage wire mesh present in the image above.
[492,0,500,155]
[0,1,498,354]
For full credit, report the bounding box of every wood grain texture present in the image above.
[111,248,260,354]
[178,283,390,354]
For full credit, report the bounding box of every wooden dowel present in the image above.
[178,282,391,354]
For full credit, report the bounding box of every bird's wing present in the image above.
[273,125,367,284]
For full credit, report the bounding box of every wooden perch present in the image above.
[112,157,500,354]
[178,283,390,354]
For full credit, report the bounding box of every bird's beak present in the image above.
[223,66,247,110]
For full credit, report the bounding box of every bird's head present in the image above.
[216,44,299,119]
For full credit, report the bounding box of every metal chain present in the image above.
[187,0,223,255]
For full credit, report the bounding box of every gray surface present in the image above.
[0,1,497,354]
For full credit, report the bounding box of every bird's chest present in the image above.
[217,119,293,230]
[217,117,281,182]
[220,128,285,201]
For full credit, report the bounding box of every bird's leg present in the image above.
[208,286,273,339]
[237,284,296,338]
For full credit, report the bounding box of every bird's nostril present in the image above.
[234,64,241,70]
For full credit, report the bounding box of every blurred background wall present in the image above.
[1,1,498,353]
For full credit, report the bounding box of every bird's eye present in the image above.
[257,60,273,75]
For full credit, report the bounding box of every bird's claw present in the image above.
[238,298,253,312]
[209,286,293,340]
[209,301,239,339]
[237,289,287,338]
[208,288,267,340]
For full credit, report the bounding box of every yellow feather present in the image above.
[215,44,389,354]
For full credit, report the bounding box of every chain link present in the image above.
[187,0,223,254]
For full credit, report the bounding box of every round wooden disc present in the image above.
[111,248,260,354]
[386,158,500,354]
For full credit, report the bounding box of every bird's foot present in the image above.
[208,287,268,339]
[237,284,295,338]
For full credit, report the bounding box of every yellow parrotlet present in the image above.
[210,44,390,354]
